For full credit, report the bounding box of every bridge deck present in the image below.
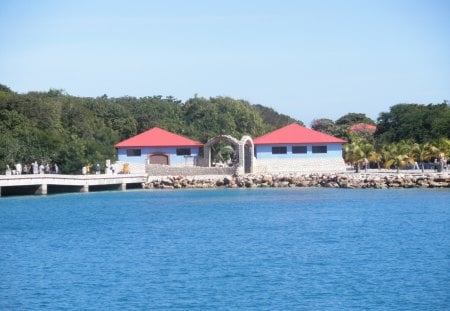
[0,174,148,196]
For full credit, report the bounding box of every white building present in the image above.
[253,123,347,174]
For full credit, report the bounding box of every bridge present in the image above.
[0,174,148,196]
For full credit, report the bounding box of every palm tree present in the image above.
[211,143,235,166]
[411,142,439,172]
[432,138,450,172]
[368,150,383,170]
[383,143,415,173]
[344,136,374,172]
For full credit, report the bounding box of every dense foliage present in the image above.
[375,103,450,144]
[311,105,450,170]
[0,84,298,173]
[1,83,449,174]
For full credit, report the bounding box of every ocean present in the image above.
[1,188,449,310]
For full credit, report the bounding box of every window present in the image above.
[126,149,141,157]
[272,146,287,154]
[312,146,327,153]
[292,146,307,154]
[176,148,191,156]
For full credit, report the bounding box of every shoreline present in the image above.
[1,171,448,197]
[146,171,450,190]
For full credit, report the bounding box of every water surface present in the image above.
[1,188,449,310]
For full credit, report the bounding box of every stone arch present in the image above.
[204,135,240,168]
[240,136,254,174]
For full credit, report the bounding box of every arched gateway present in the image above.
[241,136,254,174]
[203,135,254,174]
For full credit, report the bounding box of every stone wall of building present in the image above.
[254,157,346,174]
[117,157,347,176]
[146,164,236,176]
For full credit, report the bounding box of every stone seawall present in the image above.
[146,173,450,189]
[146,164,236,176]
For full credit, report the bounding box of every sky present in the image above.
[0,0,449,126]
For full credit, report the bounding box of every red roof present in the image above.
[253,123,347,145]
[349,123,377,132]
[115,127,203,148]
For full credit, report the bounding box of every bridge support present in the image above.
[81,184,89,193]
[35,184,48,195]
[120,183,126,191]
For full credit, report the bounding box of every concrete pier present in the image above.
[35,184,48,195]
[0,174,147,196]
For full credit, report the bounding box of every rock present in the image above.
[262,175,273,183]
[161,178,172,186]
[216,180,224,187]
[142,172,450,190]
[223,177,232,186]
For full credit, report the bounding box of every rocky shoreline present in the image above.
[146,172,450,189]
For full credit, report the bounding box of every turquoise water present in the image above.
[0,188,449,310]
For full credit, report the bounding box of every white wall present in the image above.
[254,157,347,174]
[117,146,200,166]
[254,143,345,173]
[255,143,343,159]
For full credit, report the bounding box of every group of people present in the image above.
[81,163,102,175]
[81,163,120,175]
[5,161,59,175]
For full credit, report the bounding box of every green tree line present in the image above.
[311,105,450,171]
[1,83,449,173]
[0,84,298,173]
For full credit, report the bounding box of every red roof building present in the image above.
[253,123,347,145]
[349,123,377,133]
[115,127,203,148]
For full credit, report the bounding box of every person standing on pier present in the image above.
[39,163,45,174]
[32,161,39,174]
[15,163,22,175]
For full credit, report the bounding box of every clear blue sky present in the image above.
[1,0,449,126]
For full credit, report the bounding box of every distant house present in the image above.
[115,127,203,166]
[349,123,377,137]
[253,123,347,173]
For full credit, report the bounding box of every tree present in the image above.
[343,136,374,172]
[376,103,450,143]
[368,150,383,170]
[336,113,375,127]
[182,96,268,142]
[411,142,439,172]
[252,104,303,129]
[311,118,341,137]
[0,84,13,93]
[382,142,415,173]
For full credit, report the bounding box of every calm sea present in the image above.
[0,188,449,310]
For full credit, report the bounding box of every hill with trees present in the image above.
[0,84,299,173]
[1,83,449,174]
